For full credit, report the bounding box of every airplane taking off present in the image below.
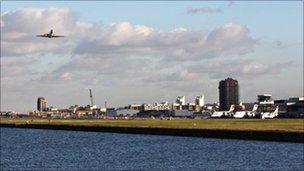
[36,29,64,38]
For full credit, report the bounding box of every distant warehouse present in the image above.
[106,108,139,117]
[172,110,194,117]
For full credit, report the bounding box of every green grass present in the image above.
[1,117,303,132]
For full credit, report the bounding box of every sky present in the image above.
[1,1,303,113]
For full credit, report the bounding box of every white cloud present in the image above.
[150,68,199,83]
[205,23,256,56]
[60,72,73,81]
[74,22,257,61]
[2,7,77,34]
[1,7,96,56]
[103,22,154,45]
[2,7,257,61]
[1,57,36,78]
[188,59,293,79]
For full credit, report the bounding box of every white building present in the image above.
[106,108,139,117]
[176,96,186,105]
[142,102,172,111]
[129,104,142,110]
[172,103,182,110]
[288,97,304,104]
[195,95,205,107]
[100,108,107,113]
[258,94,274,104]
[90,105,98,110]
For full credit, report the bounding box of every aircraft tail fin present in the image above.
[50,29,53,35]
[229,105,235,112]
[273,106,279,116]
[252,104,258,112]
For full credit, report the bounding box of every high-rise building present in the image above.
[195,96,205,107]
[176,96,186,105]
[37,97,47,112]
[219,78,239,111]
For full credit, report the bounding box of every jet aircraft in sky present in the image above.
[36,29,64,38]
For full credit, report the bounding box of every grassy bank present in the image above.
[1,117,303,133]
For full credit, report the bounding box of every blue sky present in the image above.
[1,1,303,112]
[2,1,302,37]
[2,1,302,63]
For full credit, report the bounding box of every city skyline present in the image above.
[1,1,303,113]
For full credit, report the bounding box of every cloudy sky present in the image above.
[1,1,303,113]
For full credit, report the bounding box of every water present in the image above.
[1,128,303,170]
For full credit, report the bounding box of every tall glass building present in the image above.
[37,97,47,112]
[219,78,239,111]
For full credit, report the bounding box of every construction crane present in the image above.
[89,89,94,107]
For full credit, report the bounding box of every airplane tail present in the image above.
[252,104,258,112]
[229,105,235,112]
[273,106,279,116]
[50,29,53,35]
[239,101,245,110]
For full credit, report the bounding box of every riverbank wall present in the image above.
[1,123,303,143]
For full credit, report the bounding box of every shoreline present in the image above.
[1,123,303,143]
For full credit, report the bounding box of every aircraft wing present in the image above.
[36,35,46,37]
[52,35,64,38]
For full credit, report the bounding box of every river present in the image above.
[1,127,303,170]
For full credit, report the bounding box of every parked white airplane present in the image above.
[211,105,235,118]
[233,104,259,119]
[261,106,279,119]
